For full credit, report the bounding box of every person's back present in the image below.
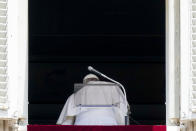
[56,74,128,125]
[74,81,121,106]
[74,80,125,125]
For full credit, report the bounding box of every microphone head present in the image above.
[88,66,94,71]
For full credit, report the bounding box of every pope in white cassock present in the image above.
[56,74,128,125]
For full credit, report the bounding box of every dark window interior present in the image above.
[29,0,165,125]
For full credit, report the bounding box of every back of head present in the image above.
[83,74,99,84]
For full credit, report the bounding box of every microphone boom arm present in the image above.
[87,66,129,114]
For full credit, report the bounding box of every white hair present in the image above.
[83,74,99,84]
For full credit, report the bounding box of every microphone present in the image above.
[88,66,122,86]
[88,66,107,78]
[88,66,93,71]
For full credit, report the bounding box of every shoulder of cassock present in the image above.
[82,81,124,96]
[86,81,124,95]
[83,81,127,109]
[87,81,113,84]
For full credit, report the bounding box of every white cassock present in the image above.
[56,81,128,125]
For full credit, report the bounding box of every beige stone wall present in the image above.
[0,120,18,131]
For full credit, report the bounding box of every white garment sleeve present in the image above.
[56,94,77,125]
[113,86,129,125]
